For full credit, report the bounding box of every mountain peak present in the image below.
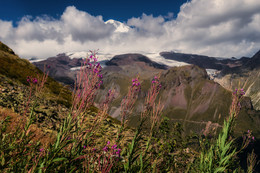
[106,53,168,69]
[105,19,130,33]
[244,49,260,69]
[252,49,260,60]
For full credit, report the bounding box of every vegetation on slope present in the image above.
[0,41,71,107]
[0,42,259,172]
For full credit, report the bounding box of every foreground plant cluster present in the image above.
[0,52,258,172]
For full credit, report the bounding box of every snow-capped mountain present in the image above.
[64,50,189,68]
[105,19,130,33]
[65,51,115,62]
[30,51,190,68]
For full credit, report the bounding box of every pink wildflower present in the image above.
[103,146,108,152]
[112,145,117,150]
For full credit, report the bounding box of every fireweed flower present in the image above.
[96,63,101,68]
[121,77,141,125]
[26,76,30,82]
[107,141,110,145]
[98,74,103,79]
[116,148,121,157]
[103,146,108,152]
[71,51,103,119]
[112,144,117,150]
[26,76,38,84]
[86,62,92,69]
[39,148,44,152]
[145,75,162,109]
[230,88,245,118]
[132,78,140,87]
[32,78,38,84]
[94,68,99,74]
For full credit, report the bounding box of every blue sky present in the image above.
[0,0,260,59]
[0,0,188,24]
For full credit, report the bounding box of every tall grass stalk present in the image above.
[198,88,250,172]
[123,76,163,172]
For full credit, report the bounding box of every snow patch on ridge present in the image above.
[65,51,115,62]
[29,58,46,63]
[206,69,220,80]
[143,52,189,67]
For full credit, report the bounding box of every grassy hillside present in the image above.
[0,41,71,107]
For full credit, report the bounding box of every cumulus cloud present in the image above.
[61,6,115,42]
[168,0,260,56]
[0,0,260,59]
[127,14,165,36]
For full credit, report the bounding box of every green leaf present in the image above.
[214,167,226,173]
[139,154,143,172]
[69,166,77,173]
[38,161,45,173]
[52,157,67,163]
[1,157,5,166]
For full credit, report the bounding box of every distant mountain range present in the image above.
[33,51,260,137]
[33,48,260,110]
[160,51,251,70]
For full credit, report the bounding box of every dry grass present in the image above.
[0,107,55,148]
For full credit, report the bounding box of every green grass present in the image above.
[0,44,71,107]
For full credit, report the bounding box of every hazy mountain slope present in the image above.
[158,65,259,136]
[100,56,260,137]
[160,49,260,111]
[160,51,250,70]
[215,50,260,110]
[33,53,85,86]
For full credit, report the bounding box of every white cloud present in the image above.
[61,6,115,42]
[0,20,14,41]
[127,14,165,36]
[0,1,260,59]
[168,0,260,56]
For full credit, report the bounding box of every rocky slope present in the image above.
[0,41,73,140]
[215,50,260,110]
[158,65,259,135]
[160,50,260,111]
[99,55,260,137]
